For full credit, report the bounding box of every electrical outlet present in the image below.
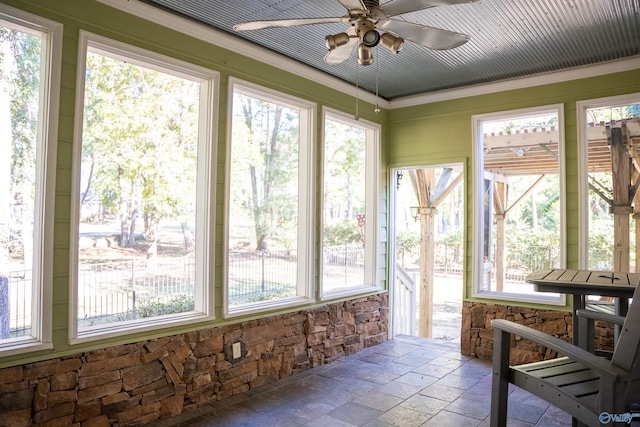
[232,342,241,359]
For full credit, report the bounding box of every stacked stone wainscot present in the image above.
[460,301,615,364]
[0,294,388,427]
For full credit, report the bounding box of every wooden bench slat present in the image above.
[558,378,600,398]
[515,356,573,372]
[522,361,587,378]
[544,369,600,386]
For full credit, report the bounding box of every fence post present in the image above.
[0,276,9,339]
[131,259,137,319]
[344,245,348,285]
[261,250,265,293]
[444,244,448,277]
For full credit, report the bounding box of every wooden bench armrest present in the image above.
[491,319,628,379]
[576,309,625,326]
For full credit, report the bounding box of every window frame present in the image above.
[0,4,61,356]
[69,31,218,344]
[223,78,316,317]
[320,107,381,299]
[577,93,640,270]
[472,104,566,304]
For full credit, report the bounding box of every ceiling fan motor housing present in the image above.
[363,0,380,9]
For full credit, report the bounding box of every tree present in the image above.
[231,93,298,250]
[81,51,200,259]
[323,118,366,227]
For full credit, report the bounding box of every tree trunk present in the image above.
[181,220,195,253]
[118,165,131,247]
[146,206,159,271]
[128,208,137,248]
[250,164,266,250]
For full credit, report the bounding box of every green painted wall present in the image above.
[0,0,389,368]
[388,68,640,309]
[2,0,639,368]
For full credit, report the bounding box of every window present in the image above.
[225,79,315,315]
[70,32,217,342]
[321,109,380,297]
[472,105,565,303]
[0,5,61,355]
[578,94,640,275]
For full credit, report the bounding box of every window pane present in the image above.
[77,49,201,329]
[228,91,300,307]
[322,117,366,292]
[478,111,562,297]
[0,25,42,339]
[585,103,640,272]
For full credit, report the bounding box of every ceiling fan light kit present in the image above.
[326,32,350,50]
[380,32,404,54]
[358,44,374,65]
[234,0,478,66]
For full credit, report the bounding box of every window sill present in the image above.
[472,290,566,306]
[321,284,384,301]
[70,311,215,345]
[225,296,315,318]
[0,338,53,358]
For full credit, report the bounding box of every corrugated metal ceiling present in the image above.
[141,0,640,100]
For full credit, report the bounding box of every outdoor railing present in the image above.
[227,249,298,305]
[11,240,569,335]
[1,269,32,338]
[77,256,195,328]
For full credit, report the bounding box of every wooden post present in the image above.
[416,168,434,338]
[609,126,632,272]
[419,206,437,338]
[412,168,463,338]
[494,182,507,291]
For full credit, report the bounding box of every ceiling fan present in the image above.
[234,0,478,66]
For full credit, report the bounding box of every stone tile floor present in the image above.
[150,335,573,427]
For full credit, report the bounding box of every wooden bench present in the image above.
[490,284,640,427]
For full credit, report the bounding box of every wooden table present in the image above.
[525,268,640,343]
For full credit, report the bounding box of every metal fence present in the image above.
[77,256,195,327]
[322,245,365,292]
[10,241,567,335]
[502,244,560,280]
[227,250,298,305]
[2,269,32,338]
[399,242,560,280]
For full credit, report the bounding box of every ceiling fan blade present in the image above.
[381,19,470,50]
[380,0,479,18]
[234,17,345,31]
[324,39,358,64]
[337,0,367,11]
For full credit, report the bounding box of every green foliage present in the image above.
[588,232,615,270]
[230,93,299,250]
[396,230,420,253]
[116,294,195,321]
[323,220,362,246]
[242,288,294,304]
[323,118,366,223]
[81,51,200,248]
[436,230,463,245]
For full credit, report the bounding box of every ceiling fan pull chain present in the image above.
[375,44,380,114]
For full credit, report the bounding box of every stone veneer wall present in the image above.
[0,294,388,427]
[460,301,615,364]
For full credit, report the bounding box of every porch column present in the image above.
[418,206,437,338]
